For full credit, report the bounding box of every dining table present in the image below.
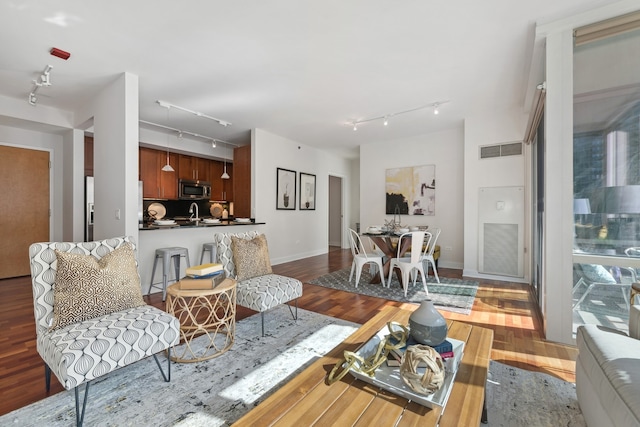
[361,230,414,285]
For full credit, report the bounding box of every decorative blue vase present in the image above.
[409,299,447,346]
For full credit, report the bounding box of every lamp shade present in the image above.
[573,198,591,215]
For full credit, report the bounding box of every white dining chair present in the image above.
[387,231,428,296]
[422,228,441,283]
[348,228,385,287]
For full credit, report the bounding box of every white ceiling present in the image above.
[0,0,624,157]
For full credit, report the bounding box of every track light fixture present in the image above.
[28,65,53,106]
[139,120,238,149]
[156,100,231,127]
[211,140,217,148]
[347,100,449,130]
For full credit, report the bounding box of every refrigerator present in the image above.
[85,177,144,242]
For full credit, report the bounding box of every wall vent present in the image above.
[480,142,522,159]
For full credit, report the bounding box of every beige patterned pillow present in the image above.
[232,234,273,281]
[51,243,145,330]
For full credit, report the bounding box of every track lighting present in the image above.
[211,140,217,148]
[28,65,54,106]
[156,100,232,127]
[347,100,449,130]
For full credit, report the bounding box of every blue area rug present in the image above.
[309,267,478,314]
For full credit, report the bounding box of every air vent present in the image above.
[480,142,523,159]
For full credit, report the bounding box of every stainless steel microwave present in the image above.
[179,179,211,200]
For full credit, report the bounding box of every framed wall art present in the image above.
[299,172,316,210]
[385,164,436,215]
[276,167,296,210]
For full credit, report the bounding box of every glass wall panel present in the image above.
[573,27,640,335]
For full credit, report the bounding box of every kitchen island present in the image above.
[138,220,265,295]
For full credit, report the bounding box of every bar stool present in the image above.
[149,247,191,301]
[200,242,216,264]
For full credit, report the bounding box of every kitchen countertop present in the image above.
[140,220,264,230]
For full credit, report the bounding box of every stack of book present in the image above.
[386,336,454,368]
[178,263,224,290]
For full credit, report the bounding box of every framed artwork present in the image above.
[385,164,436,215]
[276,168,296,210]
[299,172,316,210]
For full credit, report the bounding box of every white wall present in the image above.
[463,110,528,281]
[252,128,353,264]
[359,128,465,269]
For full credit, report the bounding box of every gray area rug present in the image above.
[309,267,478,314]
[3,307,586,426]
[486,361,586,427]
[0,306,359,427]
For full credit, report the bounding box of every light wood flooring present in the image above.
[0,246,577,416]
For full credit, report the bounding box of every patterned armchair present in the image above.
[213,231,303,336]
[29,236,180,427]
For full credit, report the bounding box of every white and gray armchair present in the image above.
[29,236,180,427]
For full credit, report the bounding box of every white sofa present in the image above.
[576,305,640,426]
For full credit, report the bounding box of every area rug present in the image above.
[309,267,478,314]
[486,361,586,427]
[0,306,359,427]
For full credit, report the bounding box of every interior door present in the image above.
[0,145,50,278]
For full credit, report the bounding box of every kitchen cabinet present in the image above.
[178,155,210,181]
[209,160,233,201]
[233,145,251,218]
[84,136,94,177]
[139,147,177,199]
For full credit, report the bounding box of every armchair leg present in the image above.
[74,382,91,427]
[153,348,172,382]
[45,363,51,392]
[287,299,298,321]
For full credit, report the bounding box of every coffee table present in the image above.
[233,305,493,426]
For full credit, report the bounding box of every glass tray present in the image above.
[349,325,465,409]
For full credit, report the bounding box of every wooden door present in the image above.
[223,163,234,201]
[210,160,224,200]
[0,145,50,278]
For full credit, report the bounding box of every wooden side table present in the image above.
[166,277,237,363]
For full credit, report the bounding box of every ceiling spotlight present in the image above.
[433,103,439,115]
[383,117,389,126]
[353,122,358,131]
[177,131,183,139]
[211,140,217,148]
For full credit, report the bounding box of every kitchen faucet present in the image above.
[189,202,199,222]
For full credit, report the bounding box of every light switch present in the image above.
[115,209,121,220]
[496,201,505,210]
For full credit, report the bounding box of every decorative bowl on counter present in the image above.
[154,219,176,226]
[202,218,220,224]
[234,218,252,223]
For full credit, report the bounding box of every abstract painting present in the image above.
[385,164,435,215]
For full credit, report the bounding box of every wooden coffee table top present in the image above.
[234,305,493,427]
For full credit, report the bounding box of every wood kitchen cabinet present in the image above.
[233,145,251,218]
[178,155,211,181]
[139,147,177,199]
[84,136,94,176]
[209,160,233,201]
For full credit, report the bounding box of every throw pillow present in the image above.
[579,263,617,284]
[51,243,145,330]
[231,234,272,281]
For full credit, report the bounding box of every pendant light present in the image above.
[161,106,174,172]
[221,145,231,179]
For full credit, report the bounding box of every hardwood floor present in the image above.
[0,246,577,416]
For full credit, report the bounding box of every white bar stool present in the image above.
[200,242,216,264]
[149,247,191,301]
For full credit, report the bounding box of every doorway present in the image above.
[328,175,343,249]
[0,145,50,278]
